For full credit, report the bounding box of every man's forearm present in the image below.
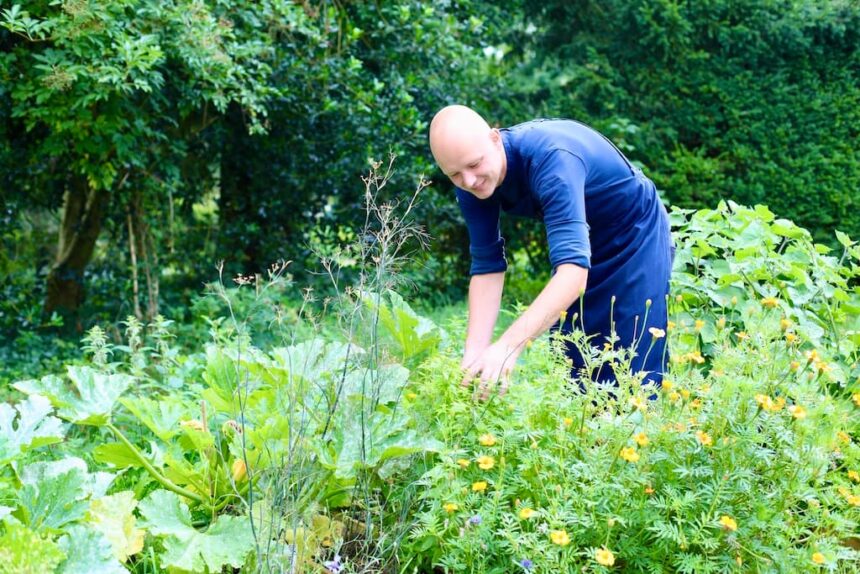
[498,263,588,351]
[465,272,505,357]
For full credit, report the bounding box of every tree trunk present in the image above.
[44,175,109,323]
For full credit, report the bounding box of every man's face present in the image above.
[433,128,506,199]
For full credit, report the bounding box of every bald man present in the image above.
[429,105,673,400]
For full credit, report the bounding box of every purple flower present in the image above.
[519,558,534,570]
[468,514,482,525]
[323,554,342,573]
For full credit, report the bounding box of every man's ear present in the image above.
[489,128,502,144]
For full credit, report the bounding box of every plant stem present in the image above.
[106,422,205,504]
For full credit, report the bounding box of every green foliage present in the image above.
[0,521,66,574]
[14,366,134,426]
[0,394,65,466]
[138,489,254,572]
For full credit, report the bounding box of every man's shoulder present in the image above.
[504,119,593,150]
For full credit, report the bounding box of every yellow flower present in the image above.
[634,432,649,447]
[477,455,495,470]
[785,333,797,344]
[675,294,684,303]
[478,433,497,446]
[629,395,648,411]
[667,320,677,330]
[717,317,726,329]
[680,389,691,400]
[688,351,705,364]
[790,361,800,371]
[645,485,655,495]
[443,503,459,513]
[180,419,205,431]
[771,397,785,411]
[472,481,487,492]
[701,384,711,394]
[696,430,713,447]
[668,391,680,402]
[853,393,860,407]
[525,339,533,349]
[405,391,418,400]
[518,507,535,520]
[761,296,779,308]
[848,470,860,483]
[788,405,807,420]
[780,318,792,330]
[730,296,738,306]
[457,458,471,469]
[690,398,702,409]
[719,515,738,531]
[755,394,773,410]
[847,494,860,507]
[662,380,674,391]
[550,530,570,546]
[805,349,820,362]
[231,459,247,482]
[649,326,666,339]
[595,547,615,566]
[620,446,640,463]
[695,319,705,331]
[563,417,574,427]
[811,552,826,565]
[736,331,749,341]
[837,431,851,443]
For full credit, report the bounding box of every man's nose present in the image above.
[463,171,477,188]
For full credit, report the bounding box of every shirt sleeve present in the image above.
[530,149,592,270]
[456,187,507,275]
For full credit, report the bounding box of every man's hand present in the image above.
[461,340,523,401]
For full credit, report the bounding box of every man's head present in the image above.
[429,105,506,199]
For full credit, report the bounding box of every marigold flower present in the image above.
[837,431,851,443]
[629,396,648,411]
[550,529,570,546]
[847,494,860,507]
[719,515,738,531]
[478,433,497,446]
[620,446,640,463]
[563,417,574,427]
[852,393,860,407]
[811,552,826,565]
[690,399,702,409]
[785,333,798,344]
[668,391,680,402]
[595,547,615,566]
[680,389,691,400]
[457,458,470,469]
[790,361,800,371]
[405,391,418,400]
[696,430,713,447]
[518,507,536,520]
[780,318,792,331]
[788,405,807,420]
[848,470,860,483]
[661,380,674,391]
[472,481,487,492]
[667,320,676,330]
[645,485,655,495]
[477,455,495,470]
[634,432,649,447]
[689,351,705,364]
[761,297,779,308]
[736,331,749,341]
[443,503,459,513]
[648,326,666,339]
[805,349,820,362]
[694,319,705,331]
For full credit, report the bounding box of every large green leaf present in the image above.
[0,521,66,574]
[14,366,133,425]
[16,458,115,535]
[57,525,126,574]
[0,394,65,466]
[86,491,145,563]
[118,395,189,442]
[139,490,254,573]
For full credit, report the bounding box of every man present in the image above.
[429,105,673,400]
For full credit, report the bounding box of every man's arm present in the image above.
[462,271,505,368]
[465,263,588,400]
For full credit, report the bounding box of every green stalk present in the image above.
[106,422,205,504]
